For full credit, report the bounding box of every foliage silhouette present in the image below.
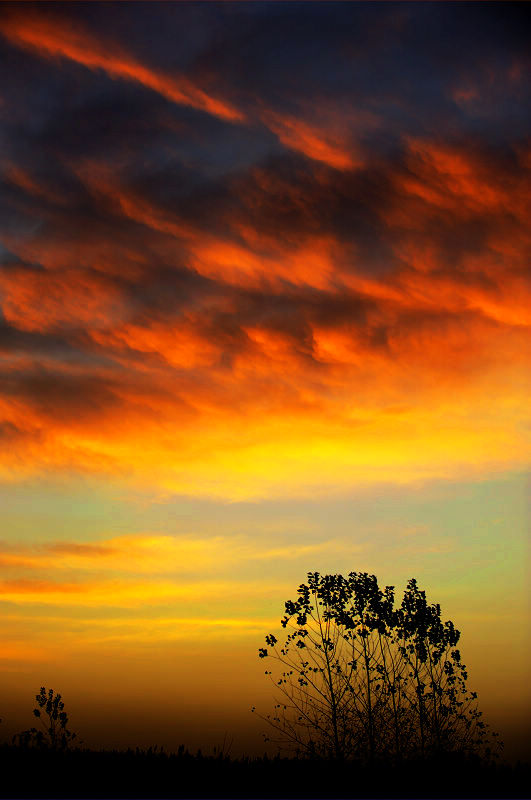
[13,687,78,750]
[256,571,501,762]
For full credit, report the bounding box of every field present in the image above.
[0,744,529,799]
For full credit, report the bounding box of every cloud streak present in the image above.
[0,11,244,123]
[0,533,350,576]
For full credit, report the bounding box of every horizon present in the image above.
[0,1,529,766]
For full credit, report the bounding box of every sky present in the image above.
[0,1,530,760]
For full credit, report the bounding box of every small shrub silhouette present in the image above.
[13,687,78,750]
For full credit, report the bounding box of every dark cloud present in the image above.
[0,369,122,425]
[0,319,111,367]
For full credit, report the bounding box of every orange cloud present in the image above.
[0,267,127,333]
[0,578,87,594]
[0,12,243,123]
[91,320,222,370]
[260,109,359,171]
[4,164,65,205]
[378,146,531,335]
[388,138,531,228]
[189,234,343,291]
[71,161,197,245]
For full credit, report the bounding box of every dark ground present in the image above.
[0,744,529,799]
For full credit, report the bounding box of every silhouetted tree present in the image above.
[256,572,500,762]
[13,687,77,750]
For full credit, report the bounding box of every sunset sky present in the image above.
[0,1,529,760]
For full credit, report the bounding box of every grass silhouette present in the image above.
[0,742,529,798]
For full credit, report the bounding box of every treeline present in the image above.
[0,742,529,799]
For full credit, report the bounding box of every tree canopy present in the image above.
[256,572,500,762]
